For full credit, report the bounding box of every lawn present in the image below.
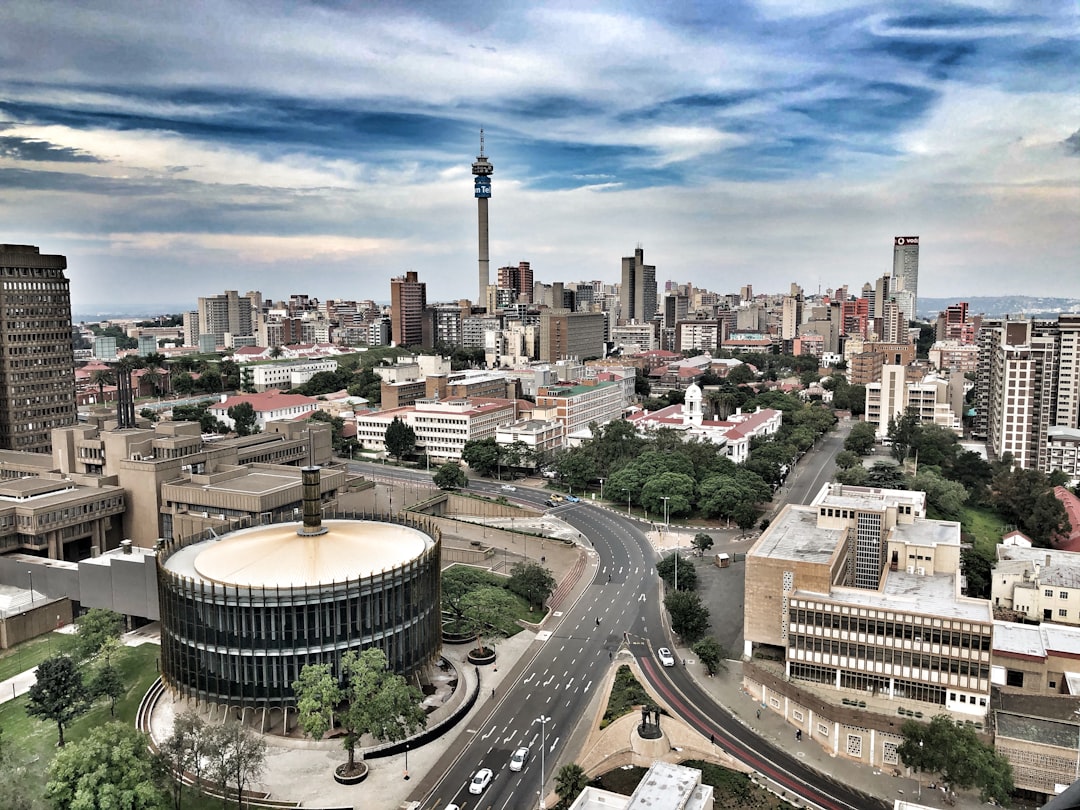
[601,665,651,729]
[0,630,76,683]
[961,505,1005,556]
[1,644,161,766]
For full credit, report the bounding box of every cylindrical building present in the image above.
[157,513,441,710]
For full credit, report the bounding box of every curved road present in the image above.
[352,434,885,810]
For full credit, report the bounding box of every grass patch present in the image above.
[601,665,651,729]
[0,631,77,682]
[0,644,161,799]
[961,505,1005,556]
[592,762,792,809]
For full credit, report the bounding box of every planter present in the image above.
[441,625,475,645]
[467,646,497,666]
[333,761,369,785]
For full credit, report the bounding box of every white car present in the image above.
[657,647,675,667]
[444,805,460,810]
[501,484,517,492]
[469,768,493,795]
[509,746,530,772]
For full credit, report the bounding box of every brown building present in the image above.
[539,310,605,362]
[0,244,77,453]
[390,271,427,348]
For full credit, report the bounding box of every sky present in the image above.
[1,1,1078,316]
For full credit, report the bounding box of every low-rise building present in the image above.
[249,359,338,392]
[210,390,319,431]
[535,380,626,438]
[354,397,518,460]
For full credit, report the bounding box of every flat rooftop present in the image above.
[749,506,842,565]
[805,570,990,622]
[163,519,435,587]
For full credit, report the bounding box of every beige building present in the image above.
[743,483,993,768]
[993,544,1080,628]
[354,397,518,461]
[864,366,964,438]
[539,309,606,363]
[535,380,626,438]
[51,416,332,545]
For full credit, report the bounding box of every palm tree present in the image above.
[269,345,284,359]
[142,352,169,396]
[555,763,589,807]
[89,368,114,404]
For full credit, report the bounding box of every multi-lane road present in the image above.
[353,427,886,810]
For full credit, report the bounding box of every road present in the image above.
[351,432,886,810]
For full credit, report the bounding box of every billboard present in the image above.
[894,236,919,246]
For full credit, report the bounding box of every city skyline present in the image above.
[1,1,1077,313]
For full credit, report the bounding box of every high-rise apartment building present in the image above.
[390,271,427,348]
[497,261,533,304]
[197,290,256,349]
[0,244,77,452]
[892,236,919,322]
[619,247,657,325]
[974,316,1080,472]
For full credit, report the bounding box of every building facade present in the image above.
[619,247,657,326]
[390,271,428,348]
[892,236,920,322]
[0,245,78,453]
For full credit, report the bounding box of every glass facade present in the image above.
[157,515,442,708]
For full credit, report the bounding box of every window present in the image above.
[1062,592,1069,600]
[1045,589,1054,597]
[1060,609,1068,617]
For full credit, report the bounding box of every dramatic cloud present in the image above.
[0,0,1076,314]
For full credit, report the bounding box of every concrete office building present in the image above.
[743,483,993,768]
[158,468,441,717]
[619,247,657,325]
[0,245,78,454]
[539,310,605,363]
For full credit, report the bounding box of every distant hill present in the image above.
[918,296,1080,320]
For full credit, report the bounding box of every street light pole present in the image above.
[404,742,409,780]
[27,570,34,607]
[535,714,550,810]
[599,478,604,502]
[661,496,673,590]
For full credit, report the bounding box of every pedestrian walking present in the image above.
[756,708,761,720]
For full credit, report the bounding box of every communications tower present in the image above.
[472,130,494,312]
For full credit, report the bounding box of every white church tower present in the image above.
[683,382,704,427]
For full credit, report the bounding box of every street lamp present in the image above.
[404,742,409,780]
[624,487,631,517]
[599,478,605,502]
[661,496,674,591]
[918,739,923,799]
[534,714,550,810]
[27,570,34,607]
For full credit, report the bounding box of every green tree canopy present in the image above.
[844,421,878,455]
[657,551,697,592]
[555,763,589,807]
[441,566,503,625]
[433,462,468,490]
[664,590,710,644]
[46,723,168,810]
[691,532,714,556]
[461,437,501,477]
[692,637,727,676]
[641,471,696,517]
[507,561,557,609]
[459,587,521,654]
[74,607,124,661]
[26,654,90,747]
[897,715,1013,804]
[384,416,416,462]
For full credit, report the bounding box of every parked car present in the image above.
[501,484,517,492]
[657,647,675,667]
[509,746,530,772]
[469,768,493,795]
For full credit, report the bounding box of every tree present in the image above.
[555,449,597,491]
[657,552,697,592]
[459,587,520,654]
[90,368,114,403]
[844,421,877,455]
[555,762,589,808]
[461,437,501,477]
[332,648,426,775]
[293,663,340,743]
[88,639,126,717]
[665,590,710,644]
[227,401,259,436]
[213,722,267,809]
[74,607,125,661]
[834,450,861,470]
[160,709,210,810]
[384,416,416,463]
[691,532,714,556]
[433,462,468,490]
[692,637,727,676]
[507,561,556,609]
[45,722,168,810]
[897,715,1013,804]
[269,345,284,359]
[726,363,755,386]
[640,471,696,517]
[441,566,502,626]
[886,407,920,462]
[26,654,90,746]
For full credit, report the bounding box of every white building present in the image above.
[864,365,963,438]
[209,390,319,431]
[354,397,518,460]
[249,359,338,392]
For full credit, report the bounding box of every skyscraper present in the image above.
[497,261,533,304]
[472,131,494,312]
[619,247,657,325]
[892,236,919,322]
[0,244,77,452]
[390,271,427,348]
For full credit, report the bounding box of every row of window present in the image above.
[789,609,992,650]
[789,635,991,679]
